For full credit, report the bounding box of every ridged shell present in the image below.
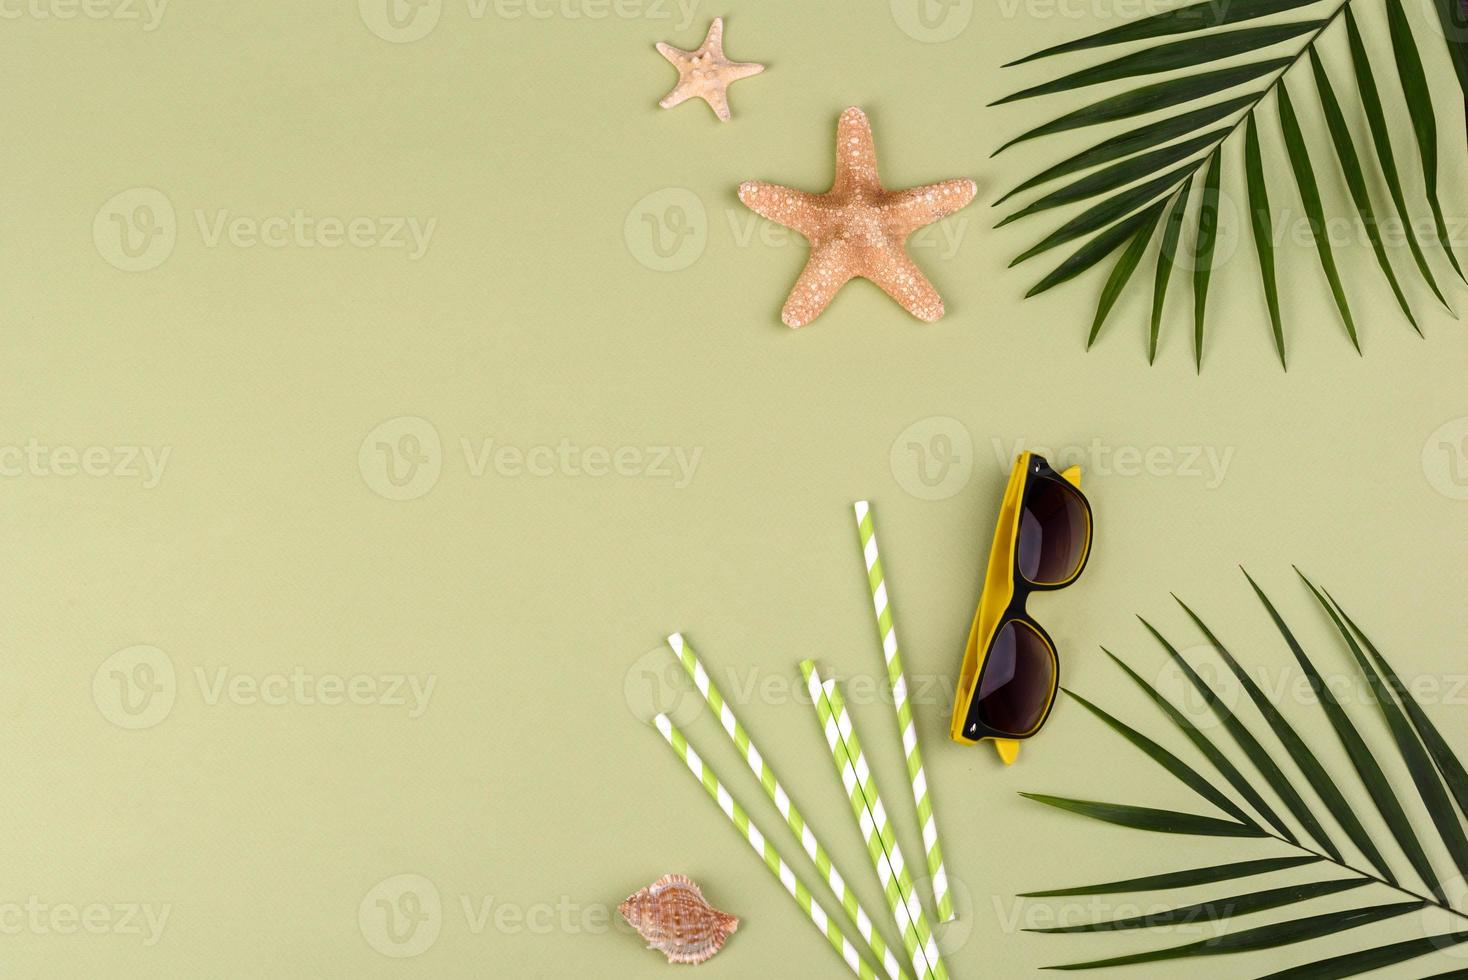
[619,873,739,965]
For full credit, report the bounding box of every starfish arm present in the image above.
[725,61,765,82]
[655,41,691,66]
[833,107,881,194]
[738,182,827,237]
[703,16,724,54]
[864,251,947,323]
[884,178,978,236]
[781,244,857,328]
[659,83,696,110]
[702,88,732,122]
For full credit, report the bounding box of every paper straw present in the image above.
[820,674,949,980]
[667,634,910,980]
[853,501,955,923]
[651,714,877,979]
[802,663,946,980]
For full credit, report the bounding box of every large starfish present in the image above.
[656,17,764,122]
[739,107,977,328]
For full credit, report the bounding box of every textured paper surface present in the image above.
[5,1,1468,976]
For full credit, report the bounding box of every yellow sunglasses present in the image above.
[950,452,1093,765]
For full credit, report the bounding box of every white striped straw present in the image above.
[651,714,878,979]
[668,634,910,980]
[802,663,945,980]
[853,500,955,922]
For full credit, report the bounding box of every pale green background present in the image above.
[4,0,1468,976]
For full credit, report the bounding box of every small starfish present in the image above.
[656,17,764,122]
[739,107,977,328]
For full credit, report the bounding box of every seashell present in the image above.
[619,873,739,965]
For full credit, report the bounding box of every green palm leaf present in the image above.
[1172,595,1391,880]
[1043,902,1425,970]
[1029,877,1371,933]
[1103,647,1299,841]
[1018,794,1266,837]
[1260,933,1468,978]
[1021,573,1468,973]
[1305,48,1420,335]
[1244,114,1286,368]
[1245,570,1443,902]
[1342,7,1451,311]
[1425,0,1468,101]
[1327,595,1468,821]
[1191,152,1221,371]
[994,63,1287,155]
[1150,184,1193,363]
[998,131,1219,226]
[1276,82,1360,352]
[1027,202,1167,297]
[1384,0,1466,282]
[1298,573,1468,882]
[994,97,1254,206]
[1005,0,1331,66]
[1020,856,1322,897]
[1064,688,1256,825]
[1088,207,1162,348]
[1140,617,1341,858]
[996,0,1465,367]
[1012,163,1199,265]
[995,22,1324,105]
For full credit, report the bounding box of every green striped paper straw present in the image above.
[667,634,910,980]
[853,500,955,923]
[651,714,877,979]
[801,663,946,980]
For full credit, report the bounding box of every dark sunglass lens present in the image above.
[972,621,1056,737]
[1017,477,1090,585]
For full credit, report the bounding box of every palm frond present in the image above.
[1020,571,1468,975]
[996,0,1466,368]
